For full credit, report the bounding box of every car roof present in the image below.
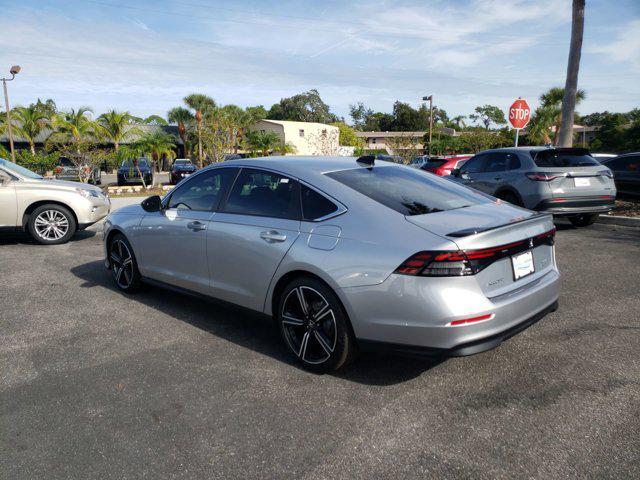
[207,156,400,178]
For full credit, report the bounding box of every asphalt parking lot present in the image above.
[1,220,639,479]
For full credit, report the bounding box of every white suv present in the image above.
[0,158,110,244]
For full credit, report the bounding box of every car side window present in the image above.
[462,155,486,174]
[222,168,301,220]
[167,168,237,211]
[301,185,338,221]
[506,154,521,170]
[483,153,507,173]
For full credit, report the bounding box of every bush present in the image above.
[14,150,60,174]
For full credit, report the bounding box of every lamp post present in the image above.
[1,65,20,162]
[422,95,433,156]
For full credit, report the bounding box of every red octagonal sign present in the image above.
[508,99,531,129]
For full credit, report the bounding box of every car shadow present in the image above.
[70,260,443,386]
[0,228,96,246]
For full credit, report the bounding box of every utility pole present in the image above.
[1,65,21,162]
[423,95,433,156]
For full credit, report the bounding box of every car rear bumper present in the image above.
[340,267,560,353]
[534,196,615,215]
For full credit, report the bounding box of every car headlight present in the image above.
[76,188,101,198]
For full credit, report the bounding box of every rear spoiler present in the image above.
[532,147,591,160]
[446,212,551,238]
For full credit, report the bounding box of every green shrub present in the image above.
[14,150,60,174]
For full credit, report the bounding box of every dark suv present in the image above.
[450,147,616,227]
[599,153,640,196]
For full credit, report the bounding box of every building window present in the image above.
[371,138,376,144]
[260,129,265,133]
[299,129,305,137]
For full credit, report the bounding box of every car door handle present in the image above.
[187,221,207,232]
[260,230,287,242]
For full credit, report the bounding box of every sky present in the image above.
[0,0,638,124]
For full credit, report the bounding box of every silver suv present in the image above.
[0,158,110,244]
[450,147,616,227]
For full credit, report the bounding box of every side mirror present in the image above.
[141,195,162,212]
[451,168,460,177]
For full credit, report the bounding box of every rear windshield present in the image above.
[325,166,491,216]
[424,159,447,168]
[533,152,599,168]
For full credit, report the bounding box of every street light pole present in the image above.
[422,95,433,156]
[1,66,20,163]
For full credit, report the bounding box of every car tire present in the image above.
[277,277,356,372]
[497,191,523,207]
[28,204,77,245]
[108,233,142,293]
[569,213,599,227]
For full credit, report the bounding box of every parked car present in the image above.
[0,157,110,244]
[104,156,559,371]
[376,154,404,163]
[170,159,197,185]
[54,157,101,185]
[599,153,640,196]
[591,153,617,163]
[450,147,616,227]
[408,155,431,168]
[117,158,153,186]
[422,155,472,176]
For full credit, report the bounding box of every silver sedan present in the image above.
[103,156,560,371]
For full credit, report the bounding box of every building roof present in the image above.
[255,119,339,130]
[356,127,459,137]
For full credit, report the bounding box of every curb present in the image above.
[596,214,640,227]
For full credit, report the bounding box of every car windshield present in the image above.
[424,159,447,168]
[0,157,43,179]
[175,160,189,165]
[121,159,149,168]
[326,165,491,216]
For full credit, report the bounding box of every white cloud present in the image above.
[589,19,640,69]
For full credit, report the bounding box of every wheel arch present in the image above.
[495,187,525,206]
[22,200,79,231]
[268,269,357,340]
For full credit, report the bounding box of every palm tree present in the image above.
[116,143,149,188]
[244,130,281,157]
[96,110,139,151]
[183,94,216,167]
[50,108,97,152]
[137,130,177,173]
[167,107,194,158]
[452,115,466,130]
[11,105,51,154]
[526,106,557,145]
[558,0,585,147]
[539,87,586,145]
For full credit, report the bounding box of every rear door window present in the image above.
[483,153,507,172]
[326,166,491,216]
[222,168,301,220]
[461,155,486,173]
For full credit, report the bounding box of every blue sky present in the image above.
[0,0,638,124]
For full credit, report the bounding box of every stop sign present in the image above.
[508,99,531,129]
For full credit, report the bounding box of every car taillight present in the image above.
[394,228,556,277]
[54,166,62,174]
[526,172,565,181]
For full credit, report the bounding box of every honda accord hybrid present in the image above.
[103,156,559,371]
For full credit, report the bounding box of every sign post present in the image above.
[508,98,531,147]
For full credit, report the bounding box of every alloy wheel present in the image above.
[281,286,337,365]
[34,210,69,241]
[110,239,134,289]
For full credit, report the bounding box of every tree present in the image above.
[526,106,557,145]
[452,115,466,129]
[32,98,57,117]
[243,130,281,157]
[49,108,97,152]
[96,110,139,151]
[267,89,338,124]
[143,115,168,125]
[469,105,506,129]
[349,102,374,130]
[184,93,216,167]
[136,130,177,172]
[330,122,365,151]
[11,105,50,154]
[558,0,586,147]
[167,107,194,158]
[245,105,267,120]
[539,87,586,144]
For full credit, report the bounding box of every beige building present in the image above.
[355,128,460,154]
[251,120,340,156]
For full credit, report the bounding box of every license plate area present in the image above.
[511,250,535,280]
[574,177,590,187]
